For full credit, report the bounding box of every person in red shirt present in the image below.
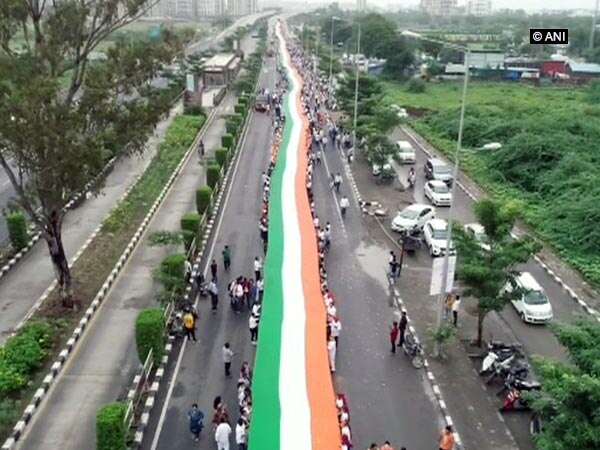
[390,321,399,354]
[439,425,456,450]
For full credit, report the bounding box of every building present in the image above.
[467,49,505,69]
[202,53,242,86]
[566,62,600,81]
[420,0,457,16]
[357,0,366,12]
[467,0,491,16]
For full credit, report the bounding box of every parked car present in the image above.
[423,218,455,257]
[464,223,491,251]
[391,204,435,233]
[503,272,553,324]
[424,158,453,185]
[372,155,393,176]
[424,180,451,206]
[396,140,416,164]
[390,104,409,118]
[254,94,269,112]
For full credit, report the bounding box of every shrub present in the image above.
[215,148,228,168]
[156,253,186,295]
[206,164,221,189]
[135,308,165,366]
[238,97,248,106]
[0,399,20,437]
[6,211,28,251]
[226,120,238,135]
[196,186,212,214]
[407,78,426,93]
[183,104,205,116]
[1,333,44,374]
[0,362,27,395]
[221,133,234,150]
[96,402,127,450]
[181,213,201,251]
[21,321,52,350]
[231,113,243,124]
[234,104,245,115]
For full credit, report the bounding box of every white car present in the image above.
[479,142,502,151]
[372,155,393,176]
[390,104,409,118]
[424,180,451,206]
[503,272,553,324]
[396,140,416,164]
[423,218,455,257]
[391,204,435,233]
[464,223,491,251]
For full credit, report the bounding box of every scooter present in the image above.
[499,379,541,412]
[403,333,425,369]
[487,359,530,385]
[480,341,522,375]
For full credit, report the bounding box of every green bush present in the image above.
[0,362,27,395]
[234,104,245,115]
[221,133,234,150]
[215,148,228,168]
[231,113,243,124]
[407,78,426,93]
[6,211,28,251]
[96,402,127,450]
[0,399,20,438]
[238,97,248,106]
[135,308,164,366]
[156,253,186,295]
[180,213,201,252]
[226,120,238,135]
[206,164,221,189]
[1,334,44,374]
[183,104,205,116]
[21,321,52,350]
[196,186,212,214]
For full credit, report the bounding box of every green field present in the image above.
[384,80,600,289]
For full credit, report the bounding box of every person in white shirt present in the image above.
[253,257,262,281]
[452,294,461,327]
[235,418,247,450]
[327,336,337,372]
[223,342,234,377]
[313,215,319,229]
[339,195,350,218]
[215,417,232,450]
[249,314,259,344]
[330,316,342,348]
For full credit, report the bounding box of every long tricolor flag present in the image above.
[248,23,341,450]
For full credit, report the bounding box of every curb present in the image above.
[0,155,117,282]
[391,287,464,449]
[1,108,215,450]
[131,73,258,449]
[400,125,600,324]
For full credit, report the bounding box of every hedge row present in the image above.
[96,402,127,450]
[135,308,164,366]
[0,321,52,396]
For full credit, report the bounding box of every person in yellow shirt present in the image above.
[183,309,197,342]
[439,425,456,450]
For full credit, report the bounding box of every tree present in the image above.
[0,0,183,309]
[529,320,600,450]
[452,199,541,346]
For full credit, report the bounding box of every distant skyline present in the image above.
[280,0,599,13]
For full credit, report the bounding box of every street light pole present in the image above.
[433,48,469,357]
[329,16,336,90]
[591,0,600,50]
[352,23,361,152]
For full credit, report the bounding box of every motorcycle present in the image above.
[403,333,425,369]
[167,312,184,339]
[499,379,541,412]
[399,228,423,254]
[480,341,523,375]
[197,274,208,298]
[487,358,530,386]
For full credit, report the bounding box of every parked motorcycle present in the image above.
[480,341,523,375]
[487,358,530,385]
[403,333,425,369]
[499,379,541,412]
[399,228,423,254]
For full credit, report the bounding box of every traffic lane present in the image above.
[148,58,276,450]
[391,128,582,359]
[314,150,443,450]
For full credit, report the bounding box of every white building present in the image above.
[357,0,366,12]
[420,0,457,16]
[467,0,492,16]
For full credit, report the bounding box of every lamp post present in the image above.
[329,16,340,90]
[352,23,361,153]
[401,30,470,357]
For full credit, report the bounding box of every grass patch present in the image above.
[0,114,204,443]
[384,80,600,289]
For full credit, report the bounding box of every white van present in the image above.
[503,272,553,324]
[396,140,416,164]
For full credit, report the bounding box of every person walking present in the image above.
[253,256,262,282]
[208,278,219,312]
[439,426,456,450]
[183,309,197,342]
[211,259,218,281]
[339,195,349,219]
[215,417,232,450]
[398,311,408,347]
[184,259,192,283]
[198,140,205,158]
[249,313,259,345]
[452,295,461,327]
[188,403,204,442]
[333,173,342,193]
[390,321,399,354]
[222,245,232,272]
[235,418,247,450]
[381,442,394,450]
[443,293,455,320]
[223,342,234,377]
[316,149,322,165]
[256,277,264,303]
[330,316,341,349]
[327,335,337,373]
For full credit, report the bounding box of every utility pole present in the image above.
[352,23,361,152]
[591,0,600,50]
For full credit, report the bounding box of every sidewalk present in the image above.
[0,103,182,344]
[14,80,239,450]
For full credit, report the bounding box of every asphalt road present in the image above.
[13,34,260,450]
[141,31,277,450]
